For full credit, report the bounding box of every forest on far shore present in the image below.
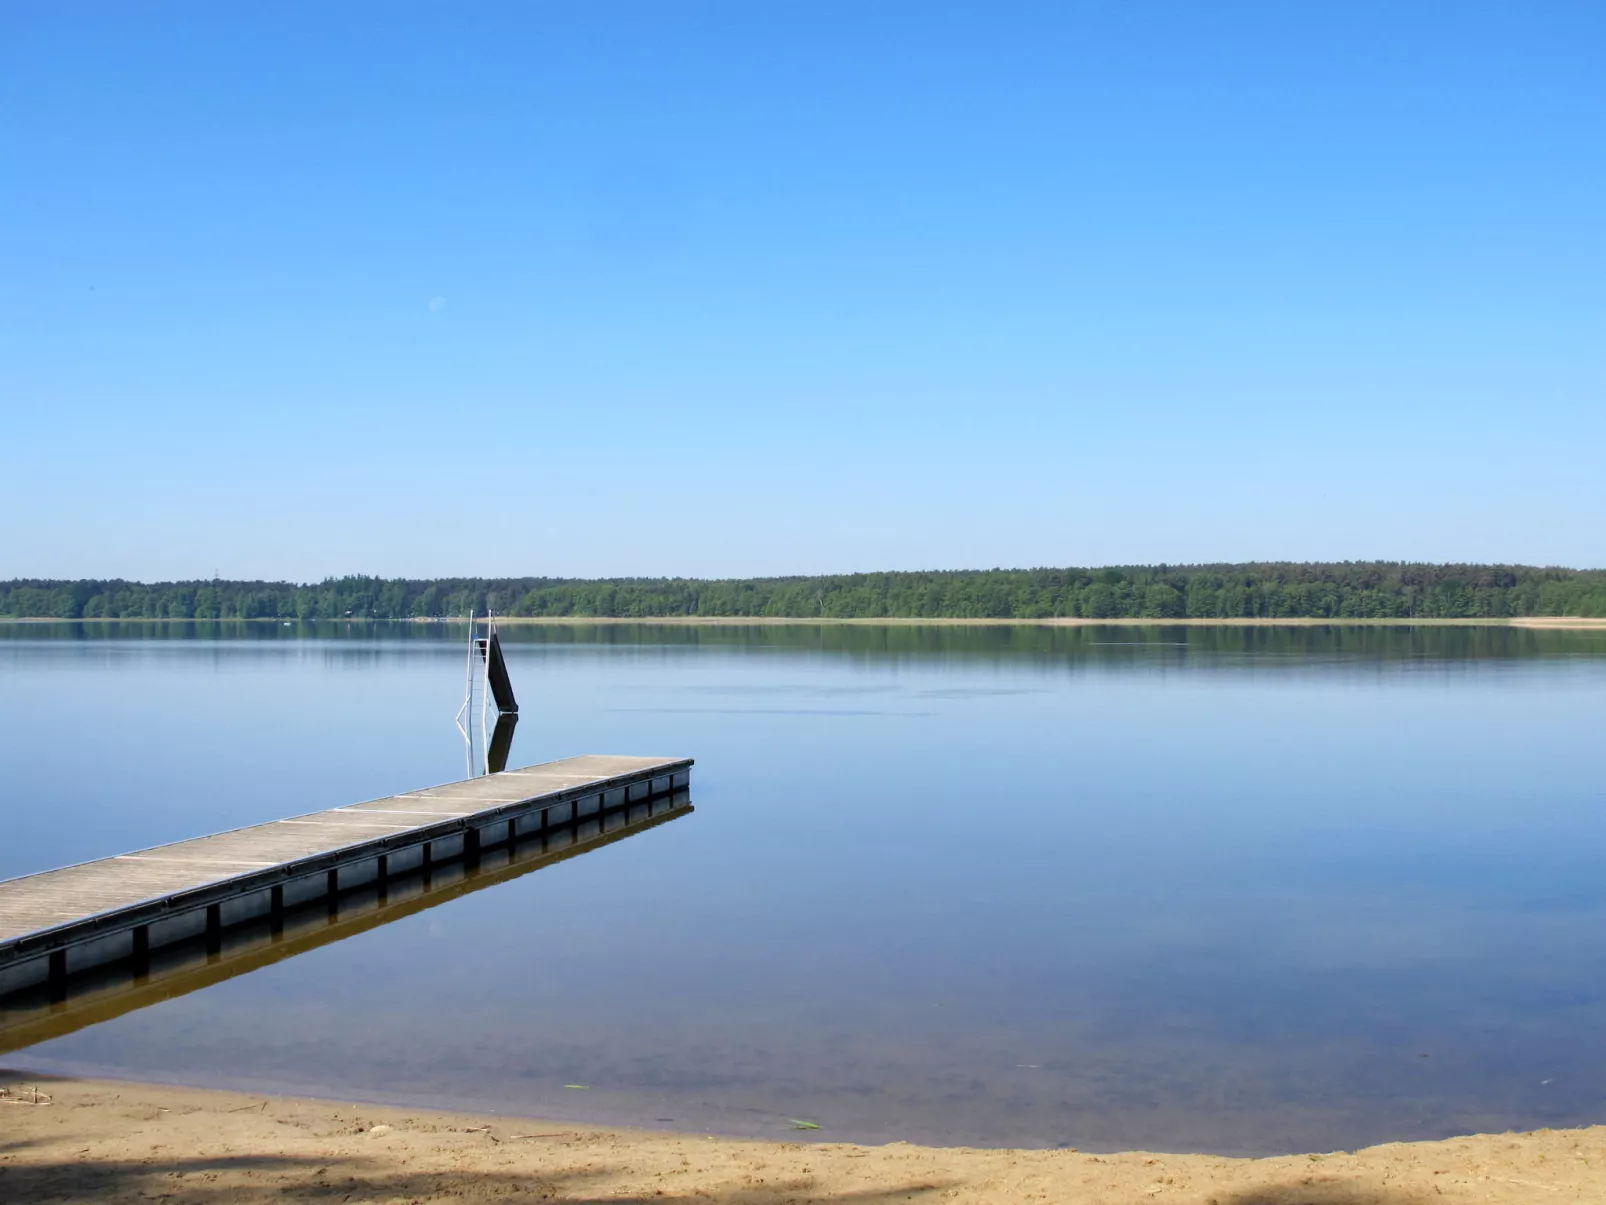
[3,563,1604,621]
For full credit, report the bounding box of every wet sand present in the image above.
[3,1073,1602,1203]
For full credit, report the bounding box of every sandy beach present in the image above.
[3,1073,1603,1203]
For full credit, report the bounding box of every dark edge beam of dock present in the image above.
[0,755,693,1002]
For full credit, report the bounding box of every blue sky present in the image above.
[2,2,1602,580]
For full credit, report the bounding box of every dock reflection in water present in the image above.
[0,789,692,1057]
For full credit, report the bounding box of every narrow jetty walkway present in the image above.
[0,755,692,999]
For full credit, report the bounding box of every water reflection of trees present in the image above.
[4,616,1604,664]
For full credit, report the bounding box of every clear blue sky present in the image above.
[2,2,1601,581]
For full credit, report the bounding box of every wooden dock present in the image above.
[0,779,692,1055]
[0,755,693,1002]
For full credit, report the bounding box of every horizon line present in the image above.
[6,559,1606,588]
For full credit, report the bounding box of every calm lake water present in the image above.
[2,622,1605,1154]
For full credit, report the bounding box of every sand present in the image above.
[3,1074,1603,1203]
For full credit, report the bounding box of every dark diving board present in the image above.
[483,632,518,713]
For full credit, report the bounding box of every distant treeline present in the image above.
[3,564,1604,621]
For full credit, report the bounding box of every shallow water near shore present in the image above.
[2,621,1606,1154]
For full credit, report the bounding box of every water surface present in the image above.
[2,622,1605,1154]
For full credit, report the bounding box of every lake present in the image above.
[2,621,1605,1154]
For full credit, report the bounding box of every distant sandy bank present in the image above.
[1,1072,1601,1204]
[487,615,1606,629]
[3,615,1605,629]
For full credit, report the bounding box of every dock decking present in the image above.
[0,754,692,999]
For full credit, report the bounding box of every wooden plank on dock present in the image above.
[0,754,692,958]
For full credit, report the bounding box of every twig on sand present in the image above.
[0,1085,53,1105]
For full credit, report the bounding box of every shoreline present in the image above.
[2,615,1604,629]
[1,1072,1600,1203]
